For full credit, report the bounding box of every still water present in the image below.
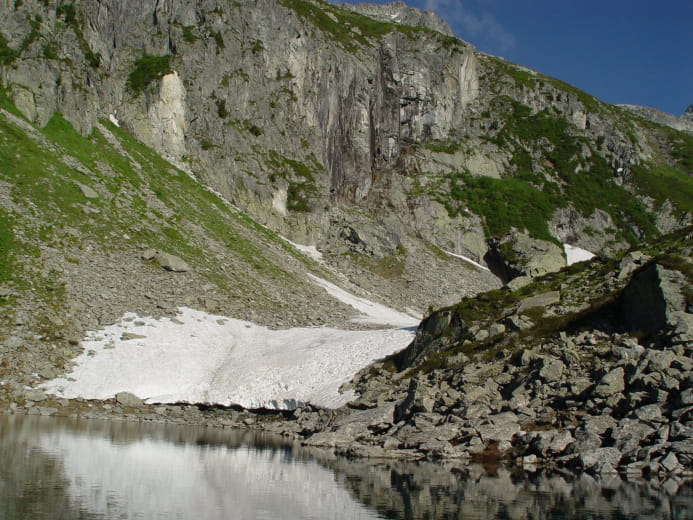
[1,414,691,519]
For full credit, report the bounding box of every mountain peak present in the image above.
[341,1,454,36]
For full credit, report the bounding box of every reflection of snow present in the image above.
[35,426,379,520]
[443,250,490,272]
[42,308,415,409]
[563,244,595,266]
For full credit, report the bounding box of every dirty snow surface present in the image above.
[563,244,596,265]
[43,277,418,410]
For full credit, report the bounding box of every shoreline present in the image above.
[3,392,692,483]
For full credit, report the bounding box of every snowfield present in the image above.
[42,276,419,410]
[563,243,596,265]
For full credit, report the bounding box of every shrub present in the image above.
[127,55,172,94]
[0,33,17,64]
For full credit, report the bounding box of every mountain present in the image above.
[0,0,691,472]
[1,0,691,301]
[617,104,693,135]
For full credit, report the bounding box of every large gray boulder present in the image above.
[485,231,566,284]
[154,251,191,272]
[621,263,691,342]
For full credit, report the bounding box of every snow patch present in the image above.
[281,236,324,263]
[563,244,595,266]
[42,307,415,410]
[308,274,420,327]
[443,250,490,272]
[108,113,120,127]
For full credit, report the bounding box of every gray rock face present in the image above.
[1,0,687,309]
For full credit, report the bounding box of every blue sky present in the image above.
[346,0,692,116]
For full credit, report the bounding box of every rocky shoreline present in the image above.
[2,230,692,484]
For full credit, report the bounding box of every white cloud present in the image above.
[421,0,515,53]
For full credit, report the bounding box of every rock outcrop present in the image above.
[260,228,693,478]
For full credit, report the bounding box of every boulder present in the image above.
[154,252,191,272]
[115,392,143,407]
[517,291,561,314]
[621,264,688,339]
[24,389,48,402]
[578,447,622,473]
[74,181,99,199]
[485,231,566,284]
[594,367,625,397]
[394,379,436,422]
[538,357,565,382]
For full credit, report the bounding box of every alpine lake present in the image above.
[1,414,691,519]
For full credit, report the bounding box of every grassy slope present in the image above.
[0,89,326,323]
[417,57,692,245]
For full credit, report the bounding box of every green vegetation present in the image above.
[1,14,42,65]
[287,181,315,212]
[54,2,101,68]
[42,41,59,60]
[221,69,249,86]
[277,0,447,53]
[344,249,407,279]
[265,151,323,212]
[181,25,198,43]
[425,170,557,242]
[244,39,264,54]
[437,97,665,244]
[480,55,605,114]
[0,85,329,315]
[279,0,391,51]
[226,118,264,136]
[0,211,17,284]
[424,138,463,154]
[56,3,76,24]
[211,30,225,51]
[664,129,693,173]
[216,99,229,119]
[630,161,693,214]
[127,55,173,94]
[0,33,17,64]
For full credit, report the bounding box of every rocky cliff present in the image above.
[1,0,691,307]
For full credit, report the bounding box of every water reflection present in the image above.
[329,458,693,520]
[1,415,690,519]
[0,415,379,520]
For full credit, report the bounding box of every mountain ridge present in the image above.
[0,0,691,476]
